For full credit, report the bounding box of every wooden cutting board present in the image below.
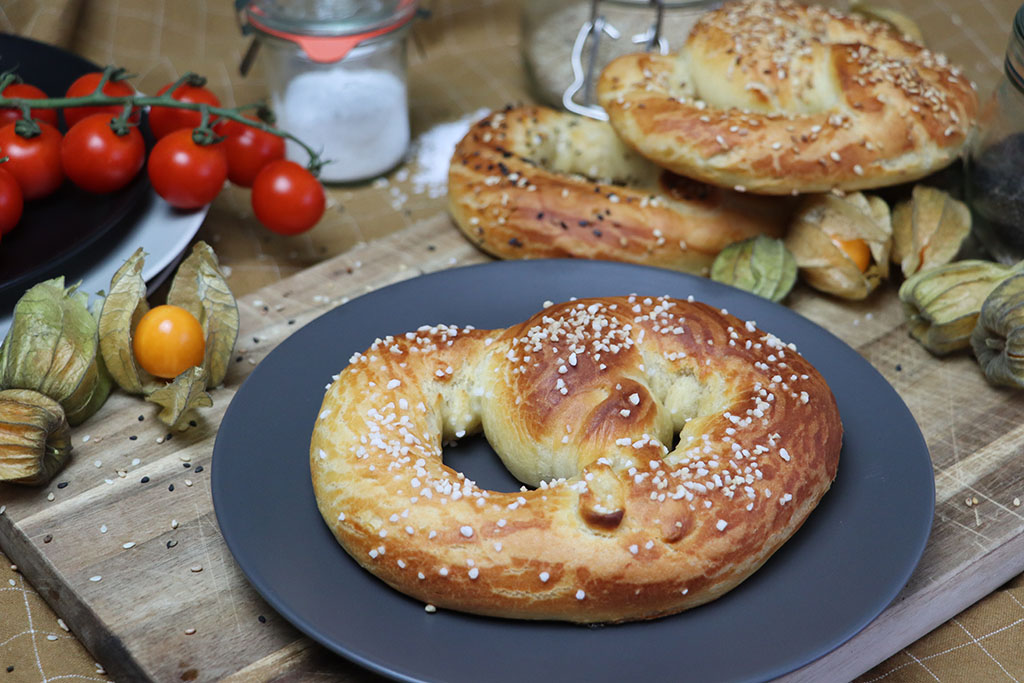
[1,210,1024,682]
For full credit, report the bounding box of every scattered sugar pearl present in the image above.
[122,542,136,550]
[460,526,474,538]
[99,525,108,534]
[89,576,102,582]
[468,567,480,579]
[425,604,437,613]
[539,572,550,582]
[46,634,58,641]
[575,589,586,600]
[184,627,196,635]
[716,520,728,531]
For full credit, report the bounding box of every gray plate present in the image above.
[212,260,934,683]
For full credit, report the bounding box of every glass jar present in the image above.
[239,0,418,183]
[965,3,1024,263]
[521,0,718,118]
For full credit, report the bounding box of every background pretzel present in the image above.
[448,106,794,275]
[310,296,842,623]
[597,0,978,195]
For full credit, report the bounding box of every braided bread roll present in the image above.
[311,296,842,623]
[448,106,794,275]
[597,0,978,194]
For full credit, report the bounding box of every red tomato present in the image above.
[0,83,58,128]
[0,166,23,235]
[148,82,222,140]
[0,121,64,200]
[251,160,325,235]
[61,114,145,194]
[63,72,136,128]
[146,129,227,209]
[220,118,286,188]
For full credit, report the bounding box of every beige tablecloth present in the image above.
[2,0,1023,680]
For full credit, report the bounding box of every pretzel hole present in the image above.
[441,434,530,494]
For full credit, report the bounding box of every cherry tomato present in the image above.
[220,118,285,188]
[132,304,206,379]
[0,83,58,128]
[0,166,23,235]
[63,72,136,128]
[147,129,227,209]
[0,121,64,200]
[61,114,145,194]
[251,160,325,235]
[149,81,222,140]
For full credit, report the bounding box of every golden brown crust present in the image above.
[596,0,978,195]
[448,106,794,275]
[310,296,842,623]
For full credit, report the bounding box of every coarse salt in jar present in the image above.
[239,0,418,183]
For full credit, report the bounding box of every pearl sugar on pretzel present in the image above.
[597,0,978,194]
[310,295,841,623]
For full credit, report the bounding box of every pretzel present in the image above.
[448,106,793,275]
[310,296,842,623]
[596,0,978,195]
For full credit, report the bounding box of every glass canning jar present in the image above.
[239,0,418,183]
[521,0,718,117]
[965,3,1024,263]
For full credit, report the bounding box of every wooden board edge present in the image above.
[777,530,1024,682]
[0,511,153,682]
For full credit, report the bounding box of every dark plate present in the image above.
[212,260,935,683]
[0,33,151,297]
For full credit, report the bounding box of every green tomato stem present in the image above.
[0,69,325,175]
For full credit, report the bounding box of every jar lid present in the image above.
[240,0,418,62]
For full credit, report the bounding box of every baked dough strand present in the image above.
[311,296,841,623]
[597,0,978,194]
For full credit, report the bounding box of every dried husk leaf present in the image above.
[899,260,1020,355]
[710,236,797,302]
[850,2,926,43]
[784,192,892,300]
[0,278,112,425]
[0,389,72,485]
[972,274,1024,388]
[98,249,155,395]
[166,241,239,388]
[145,366,212,431]
[891,185,971,277]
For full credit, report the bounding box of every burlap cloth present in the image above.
[1,0,1022,680]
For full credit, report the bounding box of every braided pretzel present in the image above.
[310,296,841,623]
[596,0,978,195]
[448,106,793,275]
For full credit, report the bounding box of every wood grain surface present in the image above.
[2,209,1024,682]
[2,0,1024,680]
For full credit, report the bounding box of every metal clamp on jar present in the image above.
[521,0,717,120]
[236,0,418,183]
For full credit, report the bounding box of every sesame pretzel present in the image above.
[310,296,841,623]
[596,0,978,195]
[448,106,793,276]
